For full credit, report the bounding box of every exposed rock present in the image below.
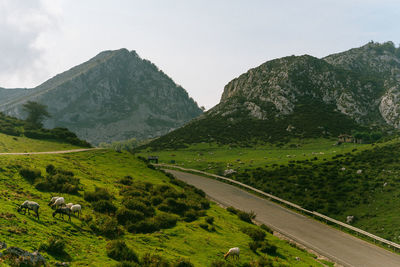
[346,215,355,224]
[224,169,236,176]
[2,247,46,266]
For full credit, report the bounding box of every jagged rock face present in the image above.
[145,42,400,149]
[217,42,400,127]
[0,49,202,145]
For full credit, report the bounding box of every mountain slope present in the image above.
[0,49,202,145]
[145,42,399,149]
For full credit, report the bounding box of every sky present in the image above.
[0,0,399,109]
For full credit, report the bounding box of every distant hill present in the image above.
[0,112,90,147]
[0,49,202,145]
[145,41,400,149]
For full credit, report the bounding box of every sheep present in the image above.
[224,247,240,260]
[17,200,40,220]
[53,207,71,222]
[48,196,60,206]
[70,204,81,218]
[65,203,74,209]
[51,197,65,209]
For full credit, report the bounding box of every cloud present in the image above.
[0,0,60,88]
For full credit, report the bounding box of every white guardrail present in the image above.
[155,164,400,251]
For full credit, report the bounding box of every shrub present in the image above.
[90,217,122,239]
[93,200,117,214]
[205,216,214,224]
[123,198,154,217]
[260,224,273,234]
[117,208,144,225]
[19,167,41,183]
[84,187,113,202]
[249,241,260,252]
[259,241,277,254]
[153,213,178,229]
[141,253,170,267]
[173,259,194,267]
[183,209,199,222]
[35,172,80,194]
[151,196,163,206]
[241,227,266,241]
[115,261,140,267]
[127,220,159,234]
[199,223,209,230]
[106,240,138,262]
[39,236,66,256]
[119,176,133,185]
[46,164,56,175]
[237,210,256,223]
[226,206,238,214]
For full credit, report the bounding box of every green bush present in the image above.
[237,210,256,223]
[93,200,117,214]
[39,236,67,256]
[260,224,273,234]
[117,208,145,226]
[123,198,154,217]
[19,167,41,183]
[259,241,277,254]
[141,253,170,267]
[205,216,214,224]
[226,206,238,214]
[127,220,159,234]
[84,187,113,202]
[35,172,80,194]
[173,259,194,267]
[90,217,122,239]
[241,227,266,241]
[106,240,138,262]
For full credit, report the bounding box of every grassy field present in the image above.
[138,138,370,174]
[0,132,81,153]
[138,137,400,243]
[0,143,328,266]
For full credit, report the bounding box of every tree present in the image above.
[22,101,50,128]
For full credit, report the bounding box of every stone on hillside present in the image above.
[224,169,236,176]
[2,247,46,266]
[356,169,363,174]
[346,215,355,224]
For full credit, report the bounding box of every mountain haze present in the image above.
[146,41,400,149]
[0,49,202,145]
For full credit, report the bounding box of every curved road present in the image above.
[166,170,400,267]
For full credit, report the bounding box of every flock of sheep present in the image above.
[16,197,241,261]
[17,196,81,222]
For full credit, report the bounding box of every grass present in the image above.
[0,132,81,153]
[138,137,400,243]
[0,142,327,266]
[138,138,370,174]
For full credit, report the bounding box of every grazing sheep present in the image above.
[224,247,240,260]
[51,197,65,209]
[65,203,74,209]
[70,204,81,218]
[17,200,40,220]
[48,196,60,206]
[52,207,71,222]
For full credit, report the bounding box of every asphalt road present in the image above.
[166,169,400,267]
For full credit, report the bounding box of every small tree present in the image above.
[22,101,50,128]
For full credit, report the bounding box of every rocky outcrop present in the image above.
[144,42,400,149]
[0,49,202,145]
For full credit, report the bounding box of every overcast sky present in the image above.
[0,0,399,109]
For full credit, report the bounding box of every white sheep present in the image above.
[224,247,240,260]
[48,196,60,206]
[65,203,74,209]
[51,197,65,209]
[18,200,40,220]
[70,204,81,218]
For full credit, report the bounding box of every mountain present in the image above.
[145,41,400,149]
[0,49,202,145]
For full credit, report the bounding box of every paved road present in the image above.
[167,170,400,267]
[0,148,101,155]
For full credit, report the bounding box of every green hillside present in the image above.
[0,112,91,148]
[141,137,400,242]
[0,139,328,266]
